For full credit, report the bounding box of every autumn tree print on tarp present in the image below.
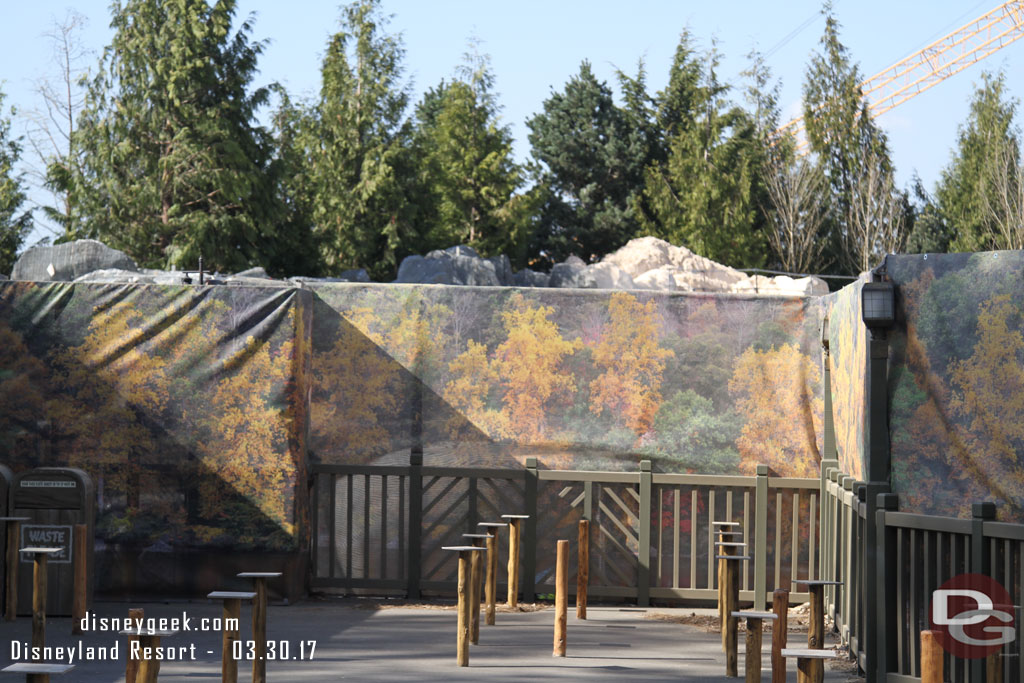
[729,343,823,477]
[589,293,673,437]
[823,282,866,480]
[0,282,311,552]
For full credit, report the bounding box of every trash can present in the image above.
[13,467,94,616]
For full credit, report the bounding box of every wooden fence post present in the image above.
[577,520,589,619]
[72,524,87,635]
[637,460,652,607]
[502,515,529,607]
[478,522,507,626]
[724,554,739,677]
[407,452,423,600]
[754,465,769,610]
[554,540,568,657]
[522,458,538,603]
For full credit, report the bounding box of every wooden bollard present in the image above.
[795,579,842,683]
[715,541,745,654]
[920,630,943,683]
[442,546,484,666]
[987,651,1003,683]
[477,522,507,626]
[554,539,568,657]
[576,519,589,619]
[771,588,789,683]
[501,515,529,607]
[121,628,177,683]
[126,608,145,683]
[1,517,29,621]
[732,611,777,683]
[238,571,282,683]
[462,533,490,644]
[717,550,746,677]
[22,547,61,650]
[72,524,87,635]
[208,591,255,683]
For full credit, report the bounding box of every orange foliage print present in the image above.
[949,294,1024,498]
[589,293,674,435]
[444,339,507,437]
[729,343,823,476]
[492,293,582,442]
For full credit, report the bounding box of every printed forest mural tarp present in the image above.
[0,281,312,559]
[886,251,1024,521]
[822,279,868,481]
[307,284,826,477]
[0,278,830,595]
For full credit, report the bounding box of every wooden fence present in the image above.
[310,456,820,607]
[820,461,1024,683]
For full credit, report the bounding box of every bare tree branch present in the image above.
[762,153,828,274]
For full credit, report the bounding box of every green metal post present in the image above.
[819,459,839,586]
[970,501,996,683]
[754,464,769,610]
[876,493,898,683]
[638,460,652,607]
[522,458,538,603]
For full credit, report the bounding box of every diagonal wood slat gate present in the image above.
[311,456,820,606]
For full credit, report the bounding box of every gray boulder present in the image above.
[12,239,138,281]
[548,255,596,289]
[395,245,502,286]
[512,268,549,288]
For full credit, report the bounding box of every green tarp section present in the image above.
[307,284,825,477]
[885,252,1024,520]
[0,281,311,561]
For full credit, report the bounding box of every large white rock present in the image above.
[732,274,829,297]
[584,262,635,290]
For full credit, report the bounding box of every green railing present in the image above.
[819,461,1024,683]
[310,456,821,608]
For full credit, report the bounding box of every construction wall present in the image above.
[822,280,868,480]
[307,284,826,477]
[885,252,1024,520]
[0,281,311,596]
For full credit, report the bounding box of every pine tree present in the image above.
[526,61,647,267]
[412,45,527,259]
[802,5,903,273]
[68,0,284,273]
[0,89,32,275]
[641,34,767,268]
[936,71,1022,252]
[293,0,417,280]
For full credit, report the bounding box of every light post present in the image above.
[861,280,895,683]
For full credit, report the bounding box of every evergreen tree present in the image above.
[641,34,767,268]
[0,90,32,275]
[802,5,900,273]
[294,0,417,280]
[68,0,286,273]
[526,61,647,267]
[936,71,1021,252]
[412,46,528,259]
[906,176,952,254]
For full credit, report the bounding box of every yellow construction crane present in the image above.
[776,0,1024,152]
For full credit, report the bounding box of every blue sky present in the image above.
[2,1,1023,248]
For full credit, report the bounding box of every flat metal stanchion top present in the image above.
[714,541,748,547]
[780,648,841,658]
[441,546,486,552]
[237,572,282,579]
[1,663,76,675]
[19,547,63,555]
[207,591,257,601]
[716,555,753,561]
[711,521,741,527]
[731,611,778,620]
[462,533,491,540]
[477,523,508,534]
[716,530,744,536]
[0,517,30,522]
[500,514,530,519]
[793,580,843,586]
